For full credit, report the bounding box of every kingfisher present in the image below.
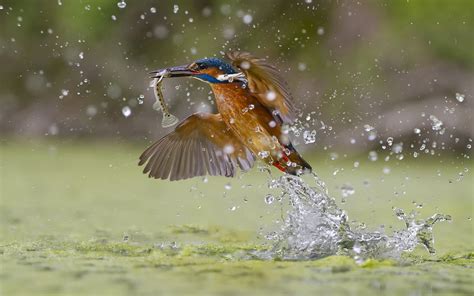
[139,52,312,181]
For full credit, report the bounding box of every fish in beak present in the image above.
[149,65,197,79]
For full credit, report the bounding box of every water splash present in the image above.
[264,174,451,260]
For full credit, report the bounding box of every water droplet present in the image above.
[455,92,465,103]
[414,128,421,134]
[121,106,131,117]
[429,115,443,131]
[317,26,324,35]
[392,143,403,154]
[303,130,317,144]
[230,206,237,211]
[223,144,235,154]
[111,15,117,21]
[173,4,179,14]
[48,124,59,136]
[364,124,374,132]
[368,151,378,161]
[266,91,276,101]
[150,7,157,13]
[353,243,361,254]
[224,183,232,190]
[265,194,275,204]
[137,94,144,104]
[117,1,126,9]
[243,14,253,24]
[387,137,394,146]
[258,151,270,158]
[368,131,377,141]
[78,52,84,59]
[240,61,251,69]
[341,184,355,198]
[86,105,97,117]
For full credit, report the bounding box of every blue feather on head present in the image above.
[196,57,237,74]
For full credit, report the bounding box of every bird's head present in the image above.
[151,57,242,84]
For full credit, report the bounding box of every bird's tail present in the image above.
[272,143,312,176]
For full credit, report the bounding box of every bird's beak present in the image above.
[149,65,197,79]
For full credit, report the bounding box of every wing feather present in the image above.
[226,51,295,124]
[139,113,255,181]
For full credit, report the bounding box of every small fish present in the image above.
[151,71,179,128]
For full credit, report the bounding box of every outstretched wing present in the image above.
[226,51,296,124]
[139,113,255,181]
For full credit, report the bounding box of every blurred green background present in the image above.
[0,1,473,295]
[0,0,472,152]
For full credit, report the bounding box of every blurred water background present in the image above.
[0,0,472,155]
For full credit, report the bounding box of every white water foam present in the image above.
[263,173,451,261]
